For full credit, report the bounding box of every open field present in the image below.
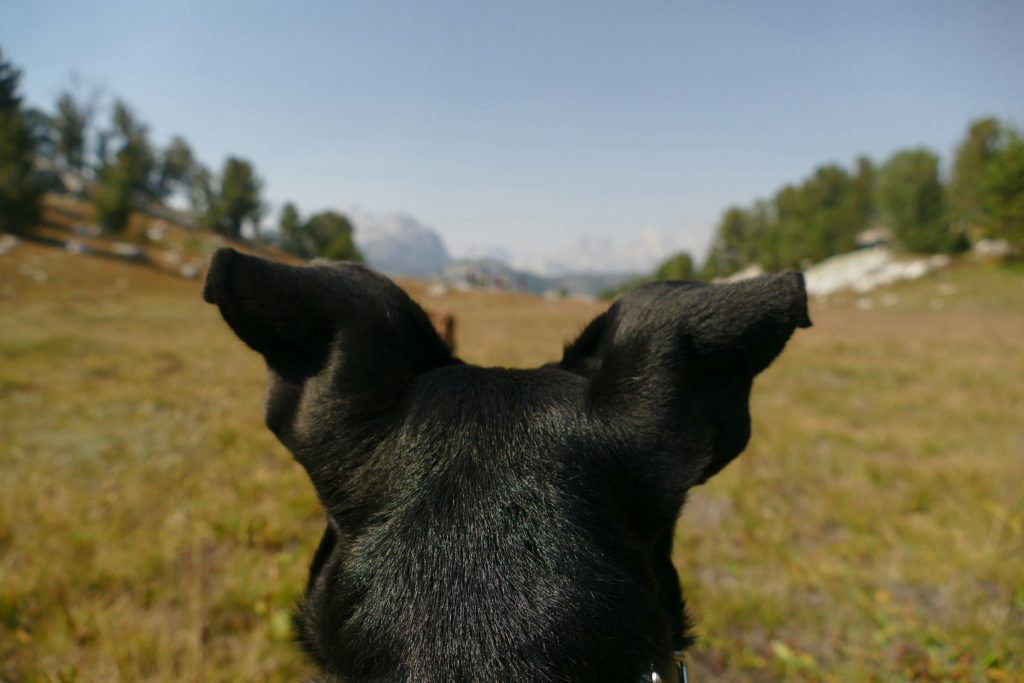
[1,238,1023,681]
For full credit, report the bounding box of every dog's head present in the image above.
[204,248,809,682]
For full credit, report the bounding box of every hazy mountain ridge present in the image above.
[348,209,707,294]
[440,257,638,296]
[506,228,708,277]
[348,208,451,277]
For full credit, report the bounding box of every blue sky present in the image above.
[4,0,1023,260]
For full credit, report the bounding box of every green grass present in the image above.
[1,243,1022,682]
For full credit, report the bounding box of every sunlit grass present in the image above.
[1,243,1022,681]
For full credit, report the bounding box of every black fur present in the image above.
[203,248,810,682]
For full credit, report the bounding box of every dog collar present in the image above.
[649,651,689,682]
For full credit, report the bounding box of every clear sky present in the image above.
[3,0,1023,260]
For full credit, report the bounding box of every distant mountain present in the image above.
[505,227,710,278]
[441,258,637,297]
[346,209,708,295]
[458,245,516,263]
[348,208,451,277]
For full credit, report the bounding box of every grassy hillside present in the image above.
[1,218,1022,680]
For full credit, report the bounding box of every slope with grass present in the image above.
[1,230,1022,681]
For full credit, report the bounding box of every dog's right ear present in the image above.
[203,248,455,428]
[560,273,810,492]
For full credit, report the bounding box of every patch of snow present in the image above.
[715,264,764,283]
[0,234,20,255]
[803,246,948,297]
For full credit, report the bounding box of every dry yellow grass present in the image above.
[1,236,1022,682]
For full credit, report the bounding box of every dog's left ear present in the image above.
[561,273,810,488]
[203,248,455,433]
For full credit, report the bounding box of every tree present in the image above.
[851,156,877,225]
[187,164,215,227]
[104,99,156,198]
[877,148,948,252]
[949,117,1001,228]
[0,49,21,112]
[276,208,362,261]
[698,248,720,281]
[52,90,93,180]
[156,135,194,199]
[209,157,262,238]
[0,48,45,234]
[279,202,303,252]
[653,251,694,280]
[23,107,54,160]
[700,155,881,272]
[111,99,143,143]
[979,129,1024,246]
[91,158,134,234]
[600,249,698,300]
[90,99,156,233]
[707,206,751,276]
[303,210,362,261]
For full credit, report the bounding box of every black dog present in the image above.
[203,248,810,682]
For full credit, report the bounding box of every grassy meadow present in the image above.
[1,234,1022,681]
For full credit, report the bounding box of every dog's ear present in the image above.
[203,248,455,433]
[561,273,810,487]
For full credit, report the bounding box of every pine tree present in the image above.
[0,48,45,235]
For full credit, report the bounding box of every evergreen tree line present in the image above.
[607,117,1023,298]
[0,47,361,262]
[695,117,1023,280]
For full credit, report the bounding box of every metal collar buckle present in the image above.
[649,651,689,683]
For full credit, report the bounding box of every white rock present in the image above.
[65,239,92,255]
[72,225,101,238]
[111,242,146,261]
[179,263,200,279]
[973,239,1012,257]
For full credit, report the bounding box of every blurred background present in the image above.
[1,1,1022,681]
